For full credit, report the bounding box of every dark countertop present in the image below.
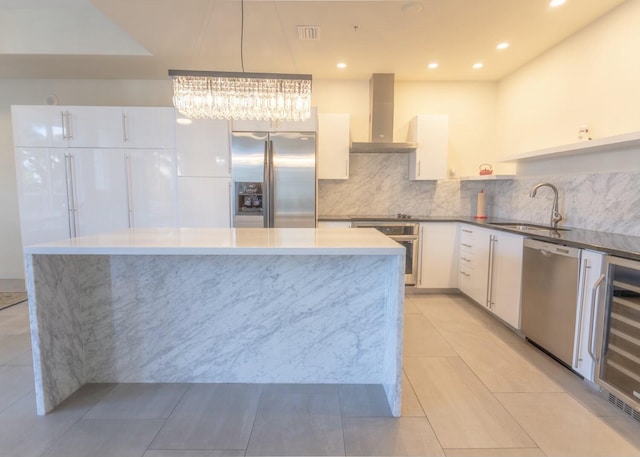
[318,215,640,261]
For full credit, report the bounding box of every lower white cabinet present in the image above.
[488,230,524,329]
[178,177,231,227]
[458,224,523,329]
[417,222,458,288]
[573,249,605,380]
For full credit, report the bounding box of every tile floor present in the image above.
[0,294,639,456]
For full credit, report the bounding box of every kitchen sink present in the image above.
[490,222,571,233]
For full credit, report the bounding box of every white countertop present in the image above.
[24,227,405,256]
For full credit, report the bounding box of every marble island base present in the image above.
[25,228,404,416]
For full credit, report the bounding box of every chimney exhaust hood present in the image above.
[350,73,417,153]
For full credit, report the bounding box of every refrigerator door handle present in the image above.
[268,140,275,227]
[263,140,270,228]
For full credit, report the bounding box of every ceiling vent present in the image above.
[297,26,320,40]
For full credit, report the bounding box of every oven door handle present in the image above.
[389,235,418,242]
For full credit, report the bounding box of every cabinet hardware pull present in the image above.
[460,270,470,277]
[123,113,129,143]
[345,159,348,177]
[462,243,472,248]
[462,229,472,234]
[588,273,606,363]
[574,259,591,369]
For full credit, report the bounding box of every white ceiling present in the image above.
[0,0,628,81]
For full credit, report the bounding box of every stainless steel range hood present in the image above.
[350,73,417,153]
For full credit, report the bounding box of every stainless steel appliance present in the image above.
[521,238,582,367]
[352,221,419,285]
[231,132,316,228]
[590,256,640,420]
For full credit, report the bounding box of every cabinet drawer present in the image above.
[459,253,475,269]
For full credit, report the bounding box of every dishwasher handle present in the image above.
[587,273,606,363]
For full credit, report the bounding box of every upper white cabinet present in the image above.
[318,113,350,180]
[408,114,449,181]
[12,105,177,149]
[231,107,317,132]
[417,222,458,289]
[176,117,230,177]
[317,220,352,228]
[122,107,176,149]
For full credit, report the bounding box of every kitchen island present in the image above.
[25,228,405,416]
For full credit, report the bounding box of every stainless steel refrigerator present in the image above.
[231,131,316,228]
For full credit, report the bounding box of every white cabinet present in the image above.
[11,106,63,147]
[12,105,177,150]
[458,224,523,329]
[488,230,524,329]
[408,114,448,181]
[417,222,458,289]
[14,148,72,246]
[458,224,491,305]
[176,117,230,177]
[317,220,351,228]
[318,113,350,180]
[127,149,178,228]
[178,177,231,227]
[55,106,124,148]
[70,149,130,236]
[231,107,317,132]
[122,107,176,149]
[573,249,605,380]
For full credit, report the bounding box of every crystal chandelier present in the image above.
[169,70,312,121]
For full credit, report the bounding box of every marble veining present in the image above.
[319,152,640,237]
[27,243,404,416]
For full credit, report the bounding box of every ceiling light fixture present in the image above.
[549,0,566,7]
[428,62,439,69]
[472,62,484,69]
[168,0,312,121]
[496,42,509,50]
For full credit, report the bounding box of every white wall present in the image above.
[496,0,640,169]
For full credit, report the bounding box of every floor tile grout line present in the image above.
[243,384,265,457]
[142,382,191,454]
[401,367,447,455]
[336,386,348,457]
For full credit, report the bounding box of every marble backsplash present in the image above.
[318,153,640,237]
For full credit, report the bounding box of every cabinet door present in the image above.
[178,177,231,227]
[418,222,458,288]
[64,106,124,148]
[70,149,130,236]
[11,106,64,147]
[458,225,491,305]
[14,147,71,245]
[176,117,230,177]
[573,249,604,380]
[318,113,350,180]
[408,114,448,181]
[127,149,178,228]
[123,107,176,149]
[489,230,524,329]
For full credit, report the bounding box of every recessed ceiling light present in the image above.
[549,0,566,7]
[336,62,347,69]
[472,62,484,69]
[428,62,439,69]
[176,118,192,125]
[401,1,423,14]
[496,42,509,50]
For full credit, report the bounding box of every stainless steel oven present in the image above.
[352,221,419,286]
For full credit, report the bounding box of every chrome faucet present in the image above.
[529,182,563,229]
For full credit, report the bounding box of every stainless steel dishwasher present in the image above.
[521,238,581,368]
